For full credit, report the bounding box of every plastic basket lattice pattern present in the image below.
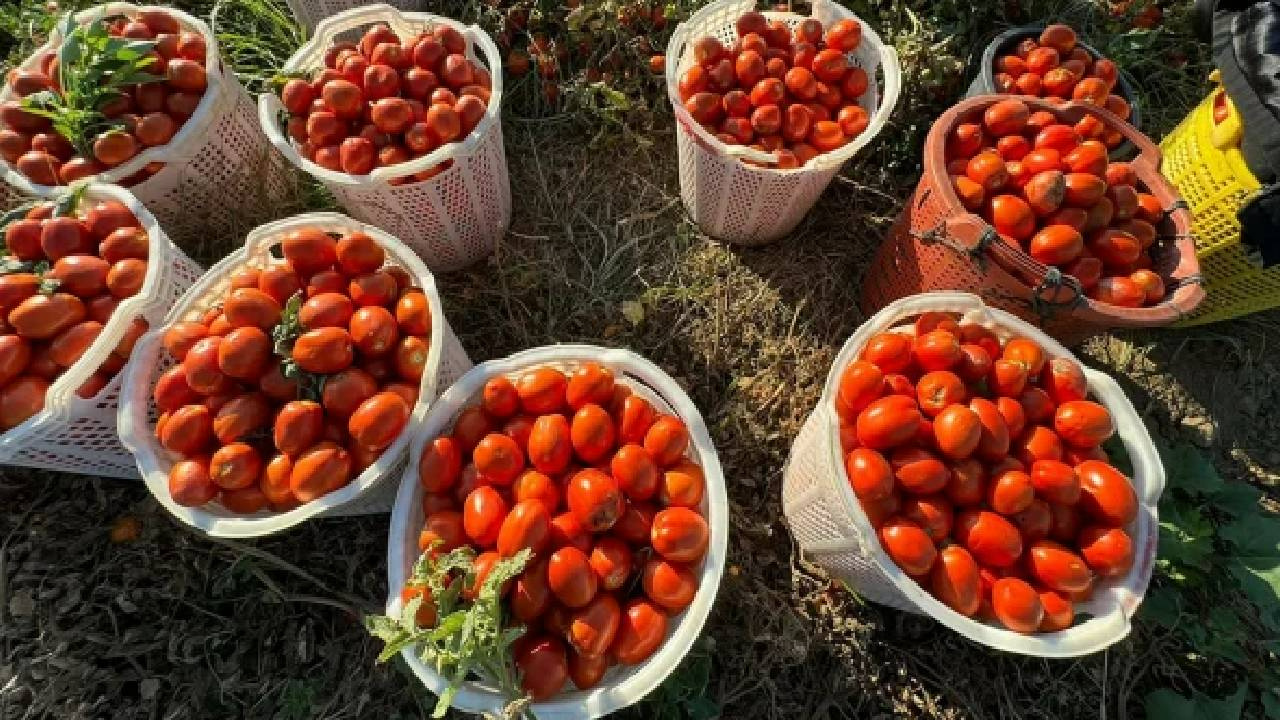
[0,3,292,249]
[0,185,203,479]
[260,5,512,272]
[1160,89,1280,325]
[782,292,1165,657]
[666,0,900,246]
[118,213,473,537]
[386,346,729,718]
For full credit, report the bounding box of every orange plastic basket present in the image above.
[860,96,1204,346]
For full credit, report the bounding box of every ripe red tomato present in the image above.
[611,599,668,665]
[878,517,937,576]
[955,510,1023,567]
[497,499,551,558]
[516,636,568,700]
[567,593,621,658]
[845,447,893,501]
[1077,525,1134,577]
[929,545,980,616]
[570,403,616,464]
[933,405,981,460]
[1076,460,1137,526]
[612,444,660,501]
[1053,400,1114,448]
[991,577,1043,634]
[856,395,921,450]
[462,485,508,547]
[473,432,525,485]
[547,546,598,608]
[567,468,624,532]
[1026,540,1093,594]
[836,360,884,420]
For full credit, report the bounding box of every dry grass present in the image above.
[3,0,1279,718]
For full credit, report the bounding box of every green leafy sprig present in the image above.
[269,291,325,401]
[366,546,533,719]
[20,13,163,157]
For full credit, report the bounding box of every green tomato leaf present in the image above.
[1158,498,1216,576]
[1220,513,1280,631]
[1263,689,1280,719]
[1212,482,1263,518]
[1139,585,1183,629]
[1162,443,1221,496]
[1143,683,1248,720]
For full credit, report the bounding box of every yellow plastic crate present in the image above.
[1161,85,1280,326]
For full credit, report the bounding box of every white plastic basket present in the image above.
[781,292,1164,657]
[284,0,420,32]
[0,184,202,478]
[664,0,901,246]
[385,345,728,718]
[0,3,293,246]
[117,212,473,537]
[259,4,512,272]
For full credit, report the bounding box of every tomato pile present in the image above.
[947,97,1168,308]
[677,12,871,168]
[407,363,711,699]
[836,312,1139,634]
[0,197,150,429]
[153,227,431,514]
[276,22,493,183]
[0,10,209,187]
[990,24,1132,151]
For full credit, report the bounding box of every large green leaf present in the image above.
[1162,443,1221,495]
[1143,683,1247,720]
[1212,482,1264,518]
[1221,513,1280,631]
[1158,497,1216,580]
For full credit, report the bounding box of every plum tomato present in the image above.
[991,577,1043,634]
[929,545,981,616]
[567,468,624,532]
[878,517,937,576]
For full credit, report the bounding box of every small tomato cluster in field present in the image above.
[278,23,493,183]
[991,24,1132,150]
[0,197,151,428]
[836,311,1139,634]
[154,227,431,514]
[678,12,871,168]
[1,10,209,186]
[947,97,1169,308]
[406,362,710,699]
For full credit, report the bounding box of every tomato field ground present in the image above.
[2,0,1279,717]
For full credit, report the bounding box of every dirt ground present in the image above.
[3,1,1279,718]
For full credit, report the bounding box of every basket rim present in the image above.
[0,183,184,449]
[663,0,901,172]
[385,344,729,719]
[923,94,1206,323]
[257,3,505,187]
[811,291,1164,657]
[117,211,449,537]
[0,2,223,196]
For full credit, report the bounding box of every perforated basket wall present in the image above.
[0,3,293,249]
[781,292,1164,657]
[665,0,900,246]
[284,0,420,32]
[860,96,1204,346]
[260,5,511,273]
[117,213,473,537]
[385,345,728,718]
[0,185,202,478]
[1160,88,1280,326]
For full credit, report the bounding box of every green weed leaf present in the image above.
[1221,515,1280,631]
[365,546,532,719]
[1162,443,1221,495]
[1143,682,1248,720]
[1158,498,1215,580]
